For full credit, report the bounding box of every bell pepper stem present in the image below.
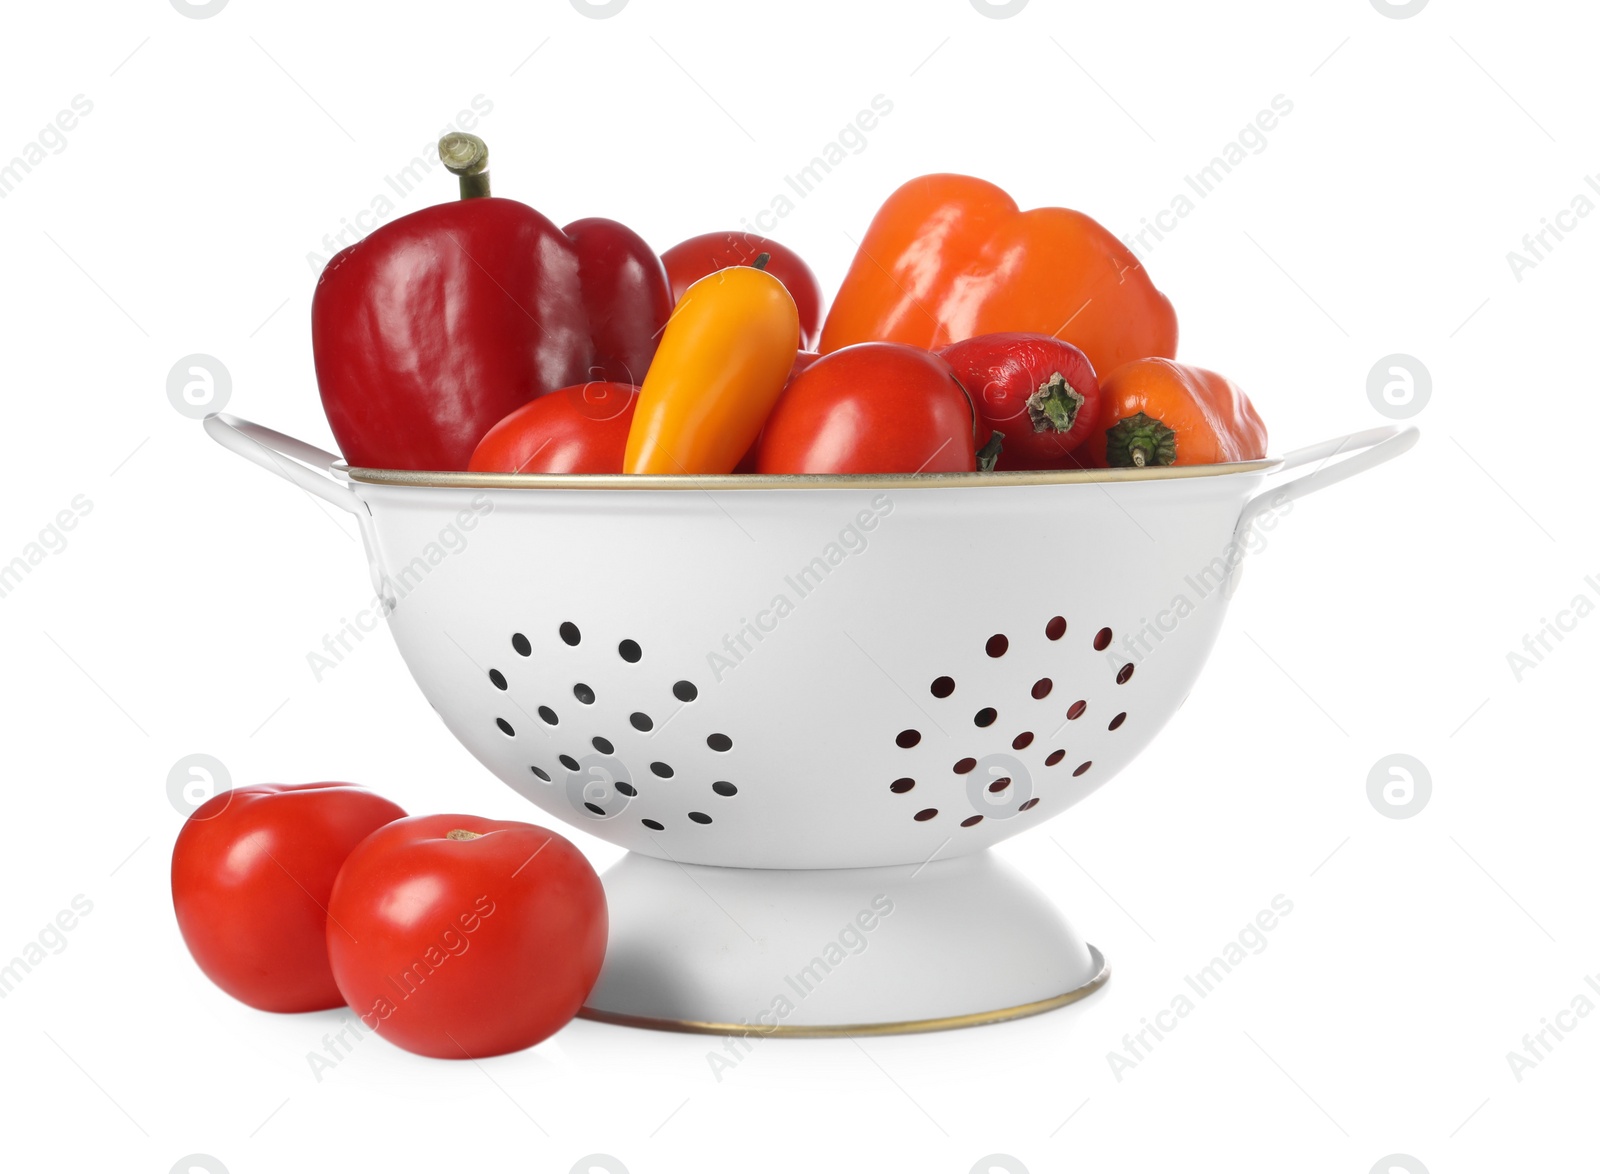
[976,430,1005,472]
[439,133,491,199]
[1026,372,1086,435]
[1105,411,1178,468]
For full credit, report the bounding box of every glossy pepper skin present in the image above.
[820,174,1177,379]
[1079,358,1268,467]
[624,261,799,474]
[662,232,825,350]
[564,218,674,385]
[313,197,594,471]
[312,154,673,473]
[939,332,1101,470]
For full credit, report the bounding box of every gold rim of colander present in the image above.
[575,946,1109,1038]
[344,460,1280,490]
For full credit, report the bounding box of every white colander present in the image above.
[207,413,1415,1035]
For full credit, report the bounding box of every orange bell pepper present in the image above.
[819,174,1177,378]
[1078,358,1267,467]
[624,257,799,474]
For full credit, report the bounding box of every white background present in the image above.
[1,0,1594,1171]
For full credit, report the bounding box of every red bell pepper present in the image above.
[312,134,672,470]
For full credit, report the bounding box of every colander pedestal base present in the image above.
[578,850,1108,1037]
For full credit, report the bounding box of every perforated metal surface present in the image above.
[359,472,1262,868]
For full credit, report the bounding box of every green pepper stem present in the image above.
[1026,372,1086,435]
[439,133,491,199]
[976,430,1005,472]
[1104,411,1178,468]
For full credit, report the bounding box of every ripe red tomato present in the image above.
[325,814,606,1059]
[939,333,1101,470]
[736,351,819,473]
[468,382,638,473]
[754,342,977,474]
[171,783,406,1012]
[662,232,825,350]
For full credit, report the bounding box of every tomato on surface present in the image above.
[662,232,825,350]
[325,814,607,1059]
[754,342,976,474]
[469,382,638,474]
[171,783,407,1012]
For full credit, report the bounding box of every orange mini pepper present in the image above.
[819,174,1177,379]
[1078,358,1267,468]
[624,257,800,474]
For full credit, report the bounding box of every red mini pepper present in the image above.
[312,134,672,470]
[939,333,1101,471]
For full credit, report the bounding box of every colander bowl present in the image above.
[207,414,1415,1034]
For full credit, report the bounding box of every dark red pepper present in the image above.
[312,134,672,470]
[563,218,674,385]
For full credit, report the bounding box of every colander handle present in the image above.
[202,412,366,516]
[1235,424,1419,540]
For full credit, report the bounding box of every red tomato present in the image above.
[662,232,825,350]
[325,814,606,1059]
[754,342,977,474]
[171,783,406,1012]
[736,351,819,473]
[468,382,638,473]
[939,333,1102,470]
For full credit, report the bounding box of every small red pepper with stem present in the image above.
[939,333,1101,471]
